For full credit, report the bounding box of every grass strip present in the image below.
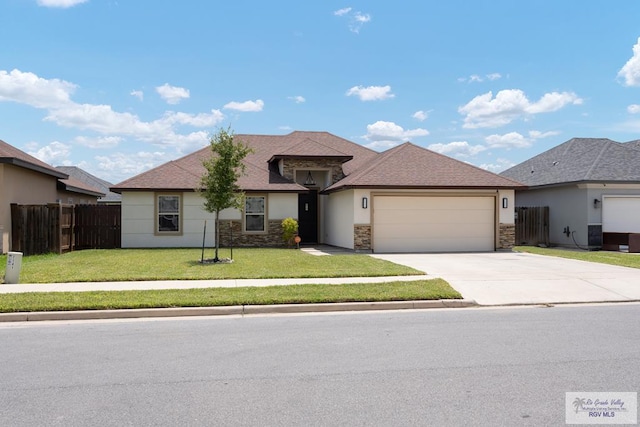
[0,249,422,283]
[0,280,459,313]
[514,246,640,269]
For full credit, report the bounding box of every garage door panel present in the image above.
[375,222,493,240]
[603,197,640,233]
[373,196,495,253]
[375,209,493,225]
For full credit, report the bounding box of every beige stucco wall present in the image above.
[497,189,515,225]
[0,164,60,253]
[121,191,298,248]
[324,189,355,249]
[268,193,298,220]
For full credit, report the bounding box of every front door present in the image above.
[298,190,318,244]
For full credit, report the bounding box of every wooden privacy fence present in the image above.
[74,204,121,250]
[515,206,549,246]
[11,203,121,255]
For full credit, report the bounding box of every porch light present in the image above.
[304,171,316,186]
[502,197,508,209]
[362,197,368,209]
[594,198,600,208]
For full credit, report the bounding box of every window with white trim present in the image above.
[157,194,181,233]
[244,196,266,232]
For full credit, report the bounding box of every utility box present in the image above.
[4,251,23,284]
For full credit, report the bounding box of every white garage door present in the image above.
[603,196,640,233]
[373,196,495,253]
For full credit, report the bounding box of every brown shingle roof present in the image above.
[111,132,524,194]
[58,176,105,197]
[112,131,378,192]
[0,139,67,178]
[324,142,525,192]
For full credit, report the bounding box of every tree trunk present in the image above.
[214,210,220,262]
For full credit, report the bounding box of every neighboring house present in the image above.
[0,139,104,253]
[500,137,640,249]
[111,131,524,253]
[56,166,122,204]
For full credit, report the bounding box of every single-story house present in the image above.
[500,137,640,249]
[0,139,105,253]
[111,131,524,253]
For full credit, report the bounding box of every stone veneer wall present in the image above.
[217,219,286,247]
[282,159,346,185]
[354,225,371,251]
[498,224,515,249]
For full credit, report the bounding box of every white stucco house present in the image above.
[111,131,524,253]
[501,137,640,250]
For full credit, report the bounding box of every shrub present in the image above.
[282,217,299,246]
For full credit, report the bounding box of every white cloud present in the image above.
[288,95,305,103]
[459,89,583,128]
[412,110,429,121]
[162,110,225,127]
[130,90,143,101]
[155,83,190,105]
[628,104,640,114]
[362,121,429,149]
[618,37,640,87]
[458,73,503,83]
[45,104,165,137]
[346,85,394,101]
[95,151,171,184]
[74,136,122,149]
[37,0,88,8]
[223,99,264,112]
[333,7,352,16]
[428,141,486,158]
[0,69,75,108]
[479,158,516,173]
[334,7,371,33]
[485,132,532,149]
[27,141,71,164]
[528,130,560,139]
[354,12,371,23]
[526,91,583,113]
[0,69,222,162]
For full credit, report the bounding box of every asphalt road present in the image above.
[1,304,639,426]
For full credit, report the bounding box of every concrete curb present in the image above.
[0,299,477,322]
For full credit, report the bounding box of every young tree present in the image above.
[199,128,252,261]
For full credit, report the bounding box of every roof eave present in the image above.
[322,184,527,194]
[268,155,354,163]
[1,158,68,179]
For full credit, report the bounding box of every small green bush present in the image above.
[282,217,299,246]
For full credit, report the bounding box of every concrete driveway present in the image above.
[371,252,640,305]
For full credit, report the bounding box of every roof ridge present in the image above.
[583,139,618,179]
[342,142,405,180]
[302,137,351,156]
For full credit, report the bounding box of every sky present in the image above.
[3,1,640,185]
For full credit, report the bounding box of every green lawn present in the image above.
[0,248,421,284]
[0,280,461,313]
[514,246,640,269]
